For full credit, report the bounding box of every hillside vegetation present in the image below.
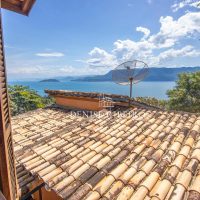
[8,71,200,115]
[73,67,200,82]
[137,71,200,113]
[9,85,54,116]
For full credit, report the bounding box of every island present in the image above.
[72,66,200,82]
[40,79,60,82]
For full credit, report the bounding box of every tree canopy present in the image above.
[8,85,54,116]
[8,72,200,116]
[167,71,200,113]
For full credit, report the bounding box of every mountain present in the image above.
[40,79,60,82]
[52,75,93,81]
[72,67,200,82]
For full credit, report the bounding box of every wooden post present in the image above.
[129,78,133,106]
[0,10,17,200]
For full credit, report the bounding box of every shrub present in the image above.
[8,85,54,116]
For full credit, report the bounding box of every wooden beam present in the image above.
[1,0,36,16]
[3,0,21,6]
[22,0,35,16]
[1,1,23,15]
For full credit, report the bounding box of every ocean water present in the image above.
[9,81,176,99]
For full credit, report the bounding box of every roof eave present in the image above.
[1,0,36,16]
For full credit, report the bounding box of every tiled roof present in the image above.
[45,89,132,107]
[45,90,130,101]
[12,104,200,200]
[45,89,162,109]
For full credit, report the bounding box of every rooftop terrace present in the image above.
[12,91,200,200]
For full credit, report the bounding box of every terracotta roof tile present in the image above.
[12,103,200,200]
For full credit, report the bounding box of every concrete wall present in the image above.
[55,96,104,111]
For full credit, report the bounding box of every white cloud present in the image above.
[136,27,151,39]
[113,39,154,62]
[8,43,200,80]
[87,47,118,67]
[36,52,65,57]
[172,0,200,12]
[7,5,200,79]
[7,64,106,80]
[158,45,200,64]
[86,11,200,68]
[149,12,200,49]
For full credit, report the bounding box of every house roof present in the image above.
[1,0,35,15]
[45,90,131,101]
[45,89,161,109]
[12,100,200,200]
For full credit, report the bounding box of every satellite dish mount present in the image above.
[112,60,149,106]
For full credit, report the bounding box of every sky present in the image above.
[2,0,200,80]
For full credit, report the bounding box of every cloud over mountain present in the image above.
[86,11,200,68]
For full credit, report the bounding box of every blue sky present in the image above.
[2,0,200,80]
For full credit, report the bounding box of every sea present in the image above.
[8,81,176,99]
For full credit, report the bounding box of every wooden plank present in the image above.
[3,0,21,6]
[4,117,10,129]
[2,91,7,99]
[1,1,23,15]
[0,77,5,82]
[22,0,36,15]
[3,107,9,118]
[0,71,5,77]
[1,0,36,16]
[0,63,4,70]
[2,125,11,141]
[3,112,9,127]
[2,98,7,106]
[1,88,7,96]
[0,83,6,90]
[0,13,17,200]
[2,98,7,107]
[3,101,8,110]
[1,92,6,100]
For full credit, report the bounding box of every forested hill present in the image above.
[72,67,200,82]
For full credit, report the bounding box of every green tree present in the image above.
[135,97,167,109]
[8,85,54,116]
[167,71,200,113]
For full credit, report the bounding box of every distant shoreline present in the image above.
[72,67,200,82]
[8,80,175,99]
[8,67,200,82]
[71,80,175,82]
[40,79,60,82]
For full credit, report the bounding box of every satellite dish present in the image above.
[112,60,149,105]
